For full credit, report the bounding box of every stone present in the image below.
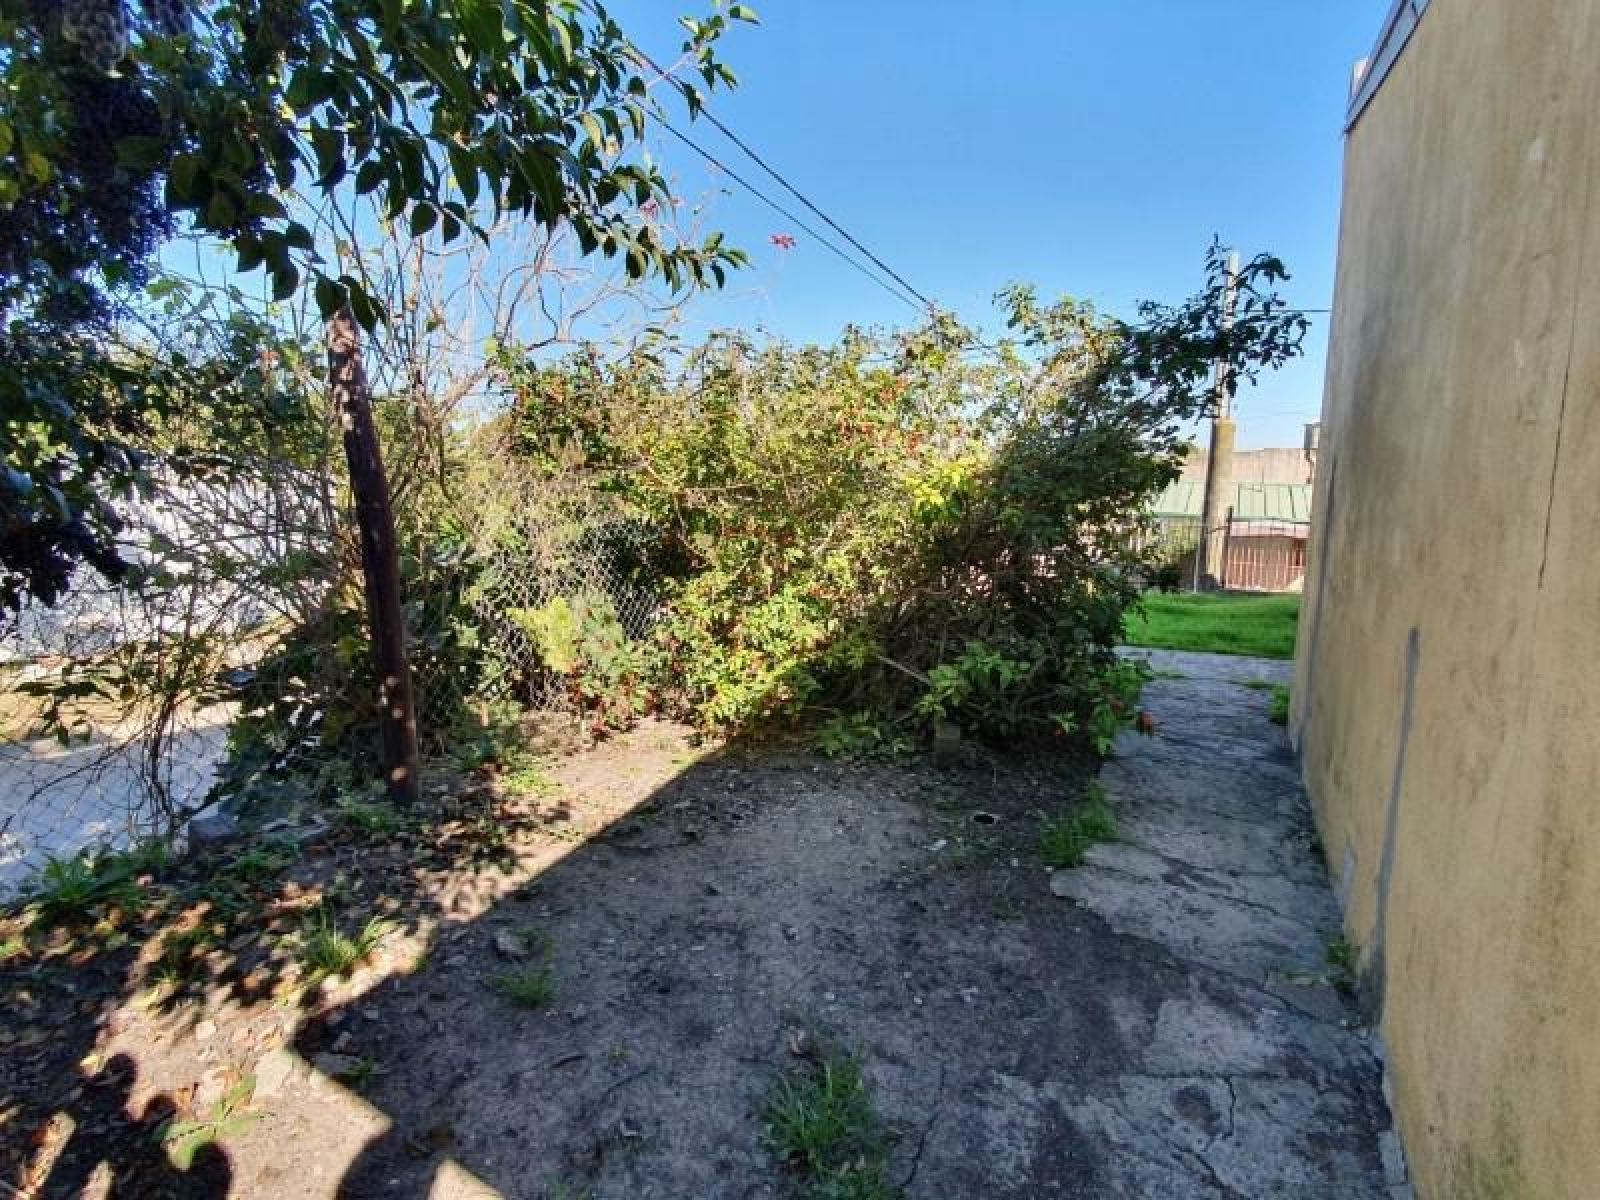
[187,810,241,850]
[312,1051,362,1078]
[493,930,529,959]
[253,1047,299,1099]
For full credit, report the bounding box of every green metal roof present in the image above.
[1151,481,1313,523]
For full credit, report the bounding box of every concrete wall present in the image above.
[1178,445,1311,484]
[1293,2,1600,1196]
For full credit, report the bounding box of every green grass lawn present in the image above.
[1123,591,1300,659]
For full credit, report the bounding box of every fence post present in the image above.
[1220,505,1235,591]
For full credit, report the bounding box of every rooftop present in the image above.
[1151,481,1313,523]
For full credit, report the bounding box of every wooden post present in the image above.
[327,306,421,805]
[1198,250,1240,591]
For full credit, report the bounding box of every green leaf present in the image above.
[270,261,300,302]
[205,190,237,229]
[447,145,480,206]
[167,154,201,203]
[115,136,168,170]
[355,160,385,196]
[309,128,347,187]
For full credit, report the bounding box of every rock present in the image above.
[187,811,241,850]
[931,719,963,767]
[193,1019,217,1042]
[254,1047,299,1099]
[1048,870,1080,898]
[312,1051,362,1078]
[493,930,529,960]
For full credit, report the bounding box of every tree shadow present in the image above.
[0,764,594,1197]
[285,733,1107,1199]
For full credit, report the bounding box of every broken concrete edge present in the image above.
[183,806,329,859]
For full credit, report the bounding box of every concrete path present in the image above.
[1042,647,1410,1197]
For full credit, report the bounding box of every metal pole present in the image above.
[1197,250,1240,591]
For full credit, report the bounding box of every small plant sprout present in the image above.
[1038,783,1117,869]
[155,1077,260,1169]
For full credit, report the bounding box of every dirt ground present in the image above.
[2,659,1396,1198]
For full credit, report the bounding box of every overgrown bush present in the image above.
[498,246,1307,748]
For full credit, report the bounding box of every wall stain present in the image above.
[1365,625,1420,1020]
[1296,455,1338,758]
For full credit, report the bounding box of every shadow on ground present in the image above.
[5,695,1395,1198]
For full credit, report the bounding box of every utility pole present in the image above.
[328,306,421,806]
[1197,250,1239,591]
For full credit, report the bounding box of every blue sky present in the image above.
[615,0,1393,449]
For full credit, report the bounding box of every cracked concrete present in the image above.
[1038,647,1406,1197]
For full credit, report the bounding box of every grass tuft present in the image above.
[25,845,158,923]
[1268,685,1290,726]
[297,907,390,984]
[764,1049,899,1200]
[1038,783,1117,869]
[493,962,556,1009]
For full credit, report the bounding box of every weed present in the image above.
[333,794,406,838]
[1150,668,1189,680]
[155,1078,259,1169]
[764,1048,899,1200]
[150,924,225,989]
[296,907,390,984]
[0,934,27,962]
[1268,685,1290,726]
[1318,934,1356,992]
[813,713,909,760]
[943,836,1001,871]
[1038,783,1117,869]
[26,848,147,922]
[225,839,299,884]
[493,961,555,1009]
[497,753,556,797]
[1236,678,1275,691]
[346,1055,383,1091]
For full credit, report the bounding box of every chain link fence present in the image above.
[0,451,659,898]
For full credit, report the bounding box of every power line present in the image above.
[634,49,935,310]
[654,117,926,312]
[632,45,936,311]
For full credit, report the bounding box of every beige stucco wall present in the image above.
[1292,1,1600,1196]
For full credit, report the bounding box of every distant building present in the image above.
[1178,444,1314,485]
[1148,478,1313,592]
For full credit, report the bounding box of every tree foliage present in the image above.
[0,0,753,618]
